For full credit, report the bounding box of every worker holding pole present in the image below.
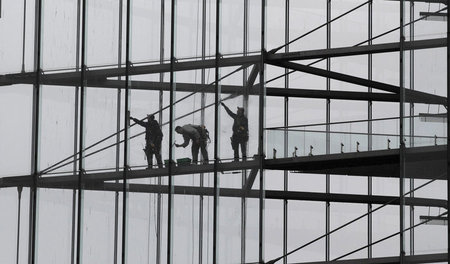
[131,114,164,169]
[221,102,249,161]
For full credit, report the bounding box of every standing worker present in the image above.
[221,102,248,161]
[131,114,164,169]
[174,124,210,164]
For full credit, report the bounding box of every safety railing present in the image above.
[266,116,447,159]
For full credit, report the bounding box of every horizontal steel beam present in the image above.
[1,38,446,92]
[1,145,446,189]
[0,56,259,86]
[0,160,260,188]
[2,180,447,208]
[267,38,447,61]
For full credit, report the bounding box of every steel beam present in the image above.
[267,38,446,62]
[1,38,446,88]
[1,145,447,188]
[267,60,447,106]
[8,77,438,104]
[0,181,447,209]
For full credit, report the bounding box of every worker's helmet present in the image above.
[147,114,155,120]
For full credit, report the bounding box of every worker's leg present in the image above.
[144,147,153,169]
[192,143,200,164]
[231,137,239,161]
[200,141,209,164]
[155,142,163,169]
[240,140,247,161]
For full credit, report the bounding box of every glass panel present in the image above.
[42,0,78,70]
[330,203,367,260]
[82,190,118,263]
[0,0,35,74]
[0,188,20,263]
[0,85,33,177]
[86,0,120,67]
[37,189,74,263]
[39,86,76,175]
[287,201,325,262]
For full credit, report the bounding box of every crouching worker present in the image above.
[131,114,164,169]
[174,124,210,164]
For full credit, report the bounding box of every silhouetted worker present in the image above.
[174,124,210,164]
[221,102,248,161]
[131,114,163,169]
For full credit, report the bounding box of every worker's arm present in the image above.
[175,135,190,148]
[132,117,147,127]
[221,102,236,119]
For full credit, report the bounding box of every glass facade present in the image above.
[0,0,448,263]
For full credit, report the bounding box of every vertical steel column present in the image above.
[367,0,373,259]
[213,0,221,262]
[29,0,42,262]
[447,1,450,261]
[71,0,82,263]
[283,1,289,263]
[199,0,207,262]
[167,0,177,261]
[157,0,165,262]
[76,0,87,262]
[408,0,415,256]
[21,0,27,73]
[258,0,266,262]
[409,1,415,255]
[114,1,123,263]
[325,0,331,261]
[122,0,132,262]
[16,187,23,264]
[241,0,249,262]
[399,0,406,262]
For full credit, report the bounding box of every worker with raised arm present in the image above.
[221,102,249,161]
[131,114,164,169]
[174,124,210,164]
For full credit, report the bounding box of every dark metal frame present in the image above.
[0,0,448,263]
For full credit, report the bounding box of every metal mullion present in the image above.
[114,1,123,263]
[367,0,373,259]
[408,0,415,256]
[71,0,82,263]
[283,0,289,263]
[213,0,221,262]
[167,0,177,261]
[76,0,87,262]
[199,0,206,262]
[241,0,249,262]
[157,0,165,262]
[447,2,450,261]
[16,187,23,264]
[399,0,406,262]
[21,0,27,73]
[325,0,331,261]
[121,0,132,262]
[258,0,266,262]
[29,0,43,262]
